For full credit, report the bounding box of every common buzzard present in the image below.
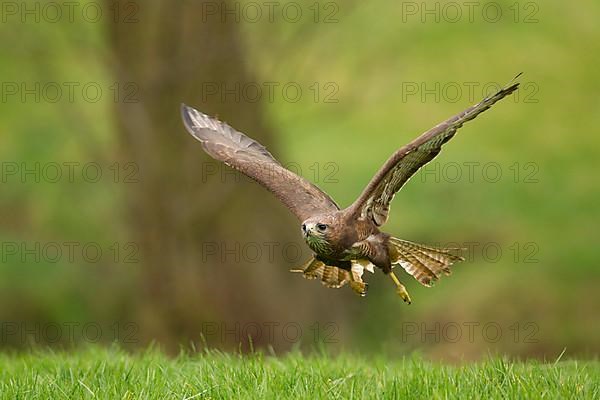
[181,75,520,303]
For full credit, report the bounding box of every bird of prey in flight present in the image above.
[181,75,520,303]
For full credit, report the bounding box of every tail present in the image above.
[388,237,464,287]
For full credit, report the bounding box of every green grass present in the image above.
[0,348,597,399]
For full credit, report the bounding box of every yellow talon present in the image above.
[389,271,412,304]
[349,281,368,296]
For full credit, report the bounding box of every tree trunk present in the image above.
[104,0,347,351]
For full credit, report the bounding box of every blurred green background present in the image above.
[0,0,598,361]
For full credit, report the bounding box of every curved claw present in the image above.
[350,281,368,297]
[396,287,412,304]
[389,271,412,304]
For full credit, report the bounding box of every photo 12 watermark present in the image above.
[199,240,540,265]
[0,242,140,264]
[1,1,140,24]
[1,162,140,184]
[201,241,305,264]
[400,80,539,104]
[0,321,139,345]
[198,81,339,104]
[198,1,340,24]
[399,1,540,24]
[417,161,540,184]
[198,321,339,346]
[1,81,139,104]
[198,161,339,184]
[398,321,540,344]
[433,241,540,264]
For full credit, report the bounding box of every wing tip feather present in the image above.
[180,104,227,144]
[180,103,203,141]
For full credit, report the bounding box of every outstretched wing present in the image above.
[181,105,339,222]
[348,75,521,226]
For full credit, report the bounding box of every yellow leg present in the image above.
[389,272,412,304]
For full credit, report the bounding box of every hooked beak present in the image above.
[301,223,313,237]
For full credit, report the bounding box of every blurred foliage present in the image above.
[0,0,599,360]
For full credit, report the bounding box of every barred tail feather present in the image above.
[388,237,464,287]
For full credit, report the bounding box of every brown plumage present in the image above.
[181,75,521,303]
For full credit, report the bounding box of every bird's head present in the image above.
[301,214,338,255]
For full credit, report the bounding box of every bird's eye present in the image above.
[317,223,327,231]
